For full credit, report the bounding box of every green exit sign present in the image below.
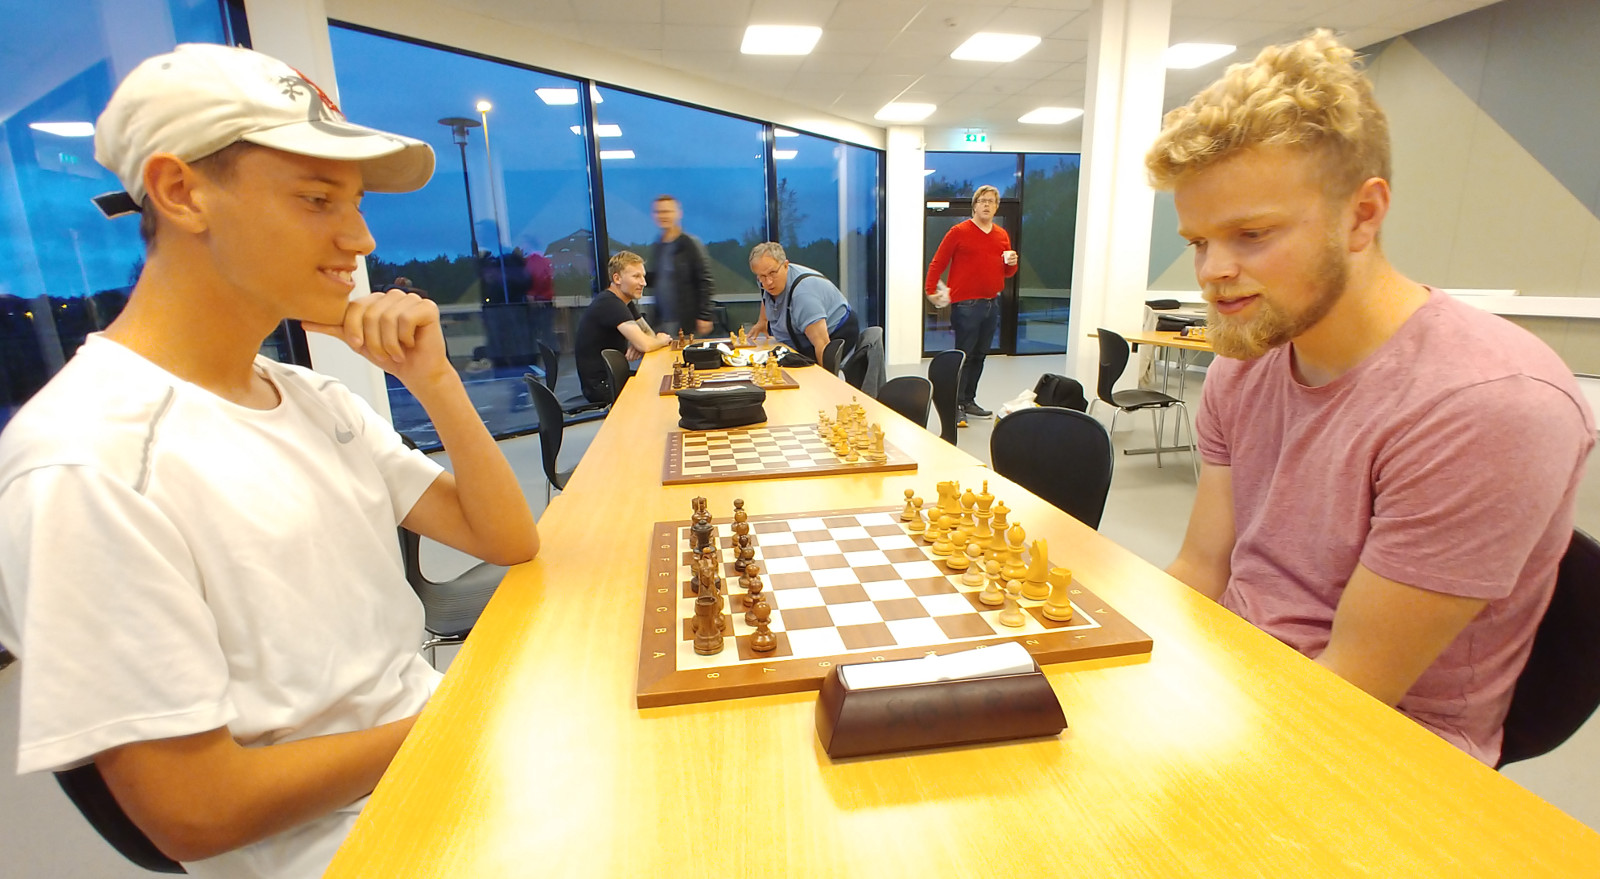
[964,132,987,144]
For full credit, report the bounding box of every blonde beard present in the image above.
[1205,237,1348,360]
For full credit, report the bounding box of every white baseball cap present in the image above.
[93,43,434,217]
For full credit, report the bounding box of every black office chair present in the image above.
[1497,528,1600,768]
[927,349,965,444]
[399,525,506,666]
[601,348,632,404]
[523,375,578,501]
[54,762,185,873]
[395,436,508,665]
[875,376,932,428]
[1093,328,1198,480]
[820,337,846,375]
[538,342,608,417]
[990,408,1114,530]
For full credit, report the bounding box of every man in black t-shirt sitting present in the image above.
[575,251,670,403]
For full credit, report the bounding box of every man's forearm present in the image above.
[406,373,536,562]
[804,320,831,362]
[1166,554,1228,602]
[101,716,417,863]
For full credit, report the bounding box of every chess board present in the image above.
[658,368,800,395]
[636,505,1153,708]
[662,424,917,486]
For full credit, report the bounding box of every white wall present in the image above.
[884,127,927,369]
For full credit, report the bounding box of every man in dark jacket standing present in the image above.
[646,194,715,337]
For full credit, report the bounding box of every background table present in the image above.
[328,348,1600,877]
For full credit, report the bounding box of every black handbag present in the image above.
[1032,374,1089,412]
[677,384,768,430]
[682,344,724,370]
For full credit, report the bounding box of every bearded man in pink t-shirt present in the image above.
[1148,31,1594,766]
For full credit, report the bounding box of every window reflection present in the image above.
[0,1,233,432]
[591,86,768,337]
[775,131,883,328]
[330,25,598,444]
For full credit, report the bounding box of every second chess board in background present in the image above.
[662,424,916,486]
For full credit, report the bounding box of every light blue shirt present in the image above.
[764,263,849,346]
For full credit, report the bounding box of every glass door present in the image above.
[921,198,1023,357]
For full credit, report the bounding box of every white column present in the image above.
[243,0,394,419]
[1066,0,1172,386]
[883,126,926,368]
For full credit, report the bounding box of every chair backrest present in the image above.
[537,341,559,390]
[1497,528,1600,767]
[55,763,185,873]
[842,327,886,394]
[927,349,965,444]
[600,349,630,404]
[821,337,846,375]
[1094,328,1131,405]
[522,375,567,487]
[876,376,932,428]
[989,407,1114,530]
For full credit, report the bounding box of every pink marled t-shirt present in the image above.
[1197,288,1594,764]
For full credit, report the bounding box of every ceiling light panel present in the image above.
[1163,43,1236,70]
[874,102,937,122]
[1018,107,1083,125]
[950,33,1042,63]
[28,122,94,137]
[741,25,823,56]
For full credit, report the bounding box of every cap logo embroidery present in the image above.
[277,69,345,122]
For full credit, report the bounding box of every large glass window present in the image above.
[774,130,883,329]
[924,151,1021,199]
[1017,153,1080,354]
[592,87,768,336]
[921,151,1078,356]
[0,1,236,432]
[329,25,598,444]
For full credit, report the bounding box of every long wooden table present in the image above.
[328,348,1600,877]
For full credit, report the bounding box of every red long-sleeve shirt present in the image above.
[925,219,1017,302]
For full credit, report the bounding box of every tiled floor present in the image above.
[2,355,1596,875]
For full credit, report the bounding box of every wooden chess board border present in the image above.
[661,424,917,486]
[636,505,1154,708]
[658,368,800,396]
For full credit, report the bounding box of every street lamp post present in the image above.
[475,100,508,302]
[437,116,482,262]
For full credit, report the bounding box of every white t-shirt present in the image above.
[0,335,445,878]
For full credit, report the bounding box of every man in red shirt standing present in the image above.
[925,185,1018,424]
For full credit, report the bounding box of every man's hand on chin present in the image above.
[302,289,454,391]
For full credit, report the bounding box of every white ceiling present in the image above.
[431,0,1503,143]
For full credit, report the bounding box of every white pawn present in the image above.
[961,540,986,587]
[931,515,956,557]
[998,580,1027,628]
[907,498,926,534]
[978,560,1005,606]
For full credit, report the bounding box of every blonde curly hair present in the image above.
[1146,30,1390,197]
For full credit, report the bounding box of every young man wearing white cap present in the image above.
[0,44,538,877]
